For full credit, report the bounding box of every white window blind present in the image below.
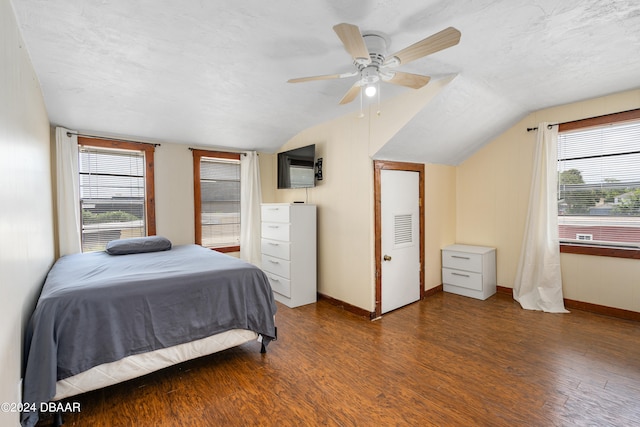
[199,157,241,249]
[557,120,640,248]
[79,146,146,252]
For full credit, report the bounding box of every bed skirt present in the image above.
[54,329,258,401]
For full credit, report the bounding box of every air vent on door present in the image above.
[394,214,413,246]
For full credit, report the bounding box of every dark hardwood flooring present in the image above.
[38,292,640,426]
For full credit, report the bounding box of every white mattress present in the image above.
[54,329,258,400]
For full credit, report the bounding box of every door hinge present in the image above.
[419,197,423,207]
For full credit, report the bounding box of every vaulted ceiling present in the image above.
[11,0,640,165]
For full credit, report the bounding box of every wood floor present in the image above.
[38,292,640,426]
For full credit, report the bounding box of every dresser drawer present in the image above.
[261,222,290,241]
[442,250,482,272]
[442,267,483,291]
[262,254,291,279]
[265,273,291,298]
[261,238,291,260]
[261,205,290,223]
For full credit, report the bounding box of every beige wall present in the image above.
[0,1,55,424]
[154,142,196,246]
[99,131,456,313]
[154,143,255,259]
[268,80,458,311]
[273,112,375,310]
[259,152,276,203]
[154,144,274,257]
[424,164,457,290]
[457,88,640,312]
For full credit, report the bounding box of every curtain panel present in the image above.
[240,151,263,265]
[55,127,82,256]
[513,123,568,313]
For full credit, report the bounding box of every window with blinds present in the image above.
[558,118,640,249]
[78,137,155,252]
[193,150,241,251]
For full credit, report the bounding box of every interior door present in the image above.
[380,169,420,314]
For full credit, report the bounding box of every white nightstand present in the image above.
[442,244,496,300]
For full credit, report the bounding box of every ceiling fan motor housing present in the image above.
[358,32,390,85]
[362,31,389,58]
[360,66,379,84]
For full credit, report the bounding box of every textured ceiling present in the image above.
[11,0,640,164]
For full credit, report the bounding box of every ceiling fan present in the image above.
[288,23,461,105]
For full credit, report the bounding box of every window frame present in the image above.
[77,137,156,251]
[558,108,640,260]
[192,149,241,253]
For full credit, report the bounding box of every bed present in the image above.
[21,239,277,427]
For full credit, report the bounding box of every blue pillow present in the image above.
[105,236,172,255]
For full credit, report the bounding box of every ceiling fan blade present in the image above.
[288,71,357,83]
[339,83,361,105]
[333,23,371,64]
[385,27,461,66]
[385,71,431,89]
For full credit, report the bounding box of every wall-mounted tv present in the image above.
[277,144,316,189]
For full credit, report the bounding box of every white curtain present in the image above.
[240,151,262,265]
[513,123,568,313]
[55,127,82,256]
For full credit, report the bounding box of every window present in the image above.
[557,109,640,259]
[192,149,241,252]
[78,137,156,252]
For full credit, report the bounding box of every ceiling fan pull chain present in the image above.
[376,82,381,116]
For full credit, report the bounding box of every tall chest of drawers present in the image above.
[442,244,496,300]
[261,203,317,308]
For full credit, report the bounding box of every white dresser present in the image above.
[261,203,317,308]
[442,244,496,300]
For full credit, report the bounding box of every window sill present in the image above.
[560,243,640,259]
[209,245,240,253]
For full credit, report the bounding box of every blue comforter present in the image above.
[21,244,277,427]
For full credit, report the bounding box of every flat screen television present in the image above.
[277,144,316,189]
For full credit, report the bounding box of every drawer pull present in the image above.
[268,208,280,210]
[268,225,280,229]
[451,255,470,260]
[451,272,470,278]
[268,242,280,246]
[269,276,280,282]
[269,260,280,264]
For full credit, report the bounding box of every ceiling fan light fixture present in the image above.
[365,84,377,97]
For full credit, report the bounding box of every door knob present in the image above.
[383,255,392,261]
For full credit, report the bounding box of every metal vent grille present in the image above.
[394,214,413,245]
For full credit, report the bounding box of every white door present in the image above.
[381,169,420,314]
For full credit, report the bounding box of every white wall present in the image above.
[0,1,54,425]
[457,88,640,312]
